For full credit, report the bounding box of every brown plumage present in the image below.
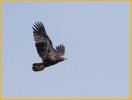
[32,21,67,71]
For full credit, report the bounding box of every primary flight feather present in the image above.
[32,21,67,71]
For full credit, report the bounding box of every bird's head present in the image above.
[60,55,67,61]
[55,54,67,62]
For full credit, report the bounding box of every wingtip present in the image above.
[34,21,44,26]
[32,21,45,34]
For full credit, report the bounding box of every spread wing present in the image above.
[33,22,53,60]
[56,44,65,56]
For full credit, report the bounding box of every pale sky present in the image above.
[2,2,130,98]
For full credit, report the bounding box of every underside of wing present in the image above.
[33,21,53,60]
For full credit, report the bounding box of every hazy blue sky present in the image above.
[2,2,130,98]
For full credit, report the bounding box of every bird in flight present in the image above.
[32,21,67,71]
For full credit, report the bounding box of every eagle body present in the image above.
[32,22,66,71]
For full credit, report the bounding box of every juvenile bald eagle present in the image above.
[32,22,67,71]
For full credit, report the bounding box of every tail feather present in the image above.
[32,63,45,71]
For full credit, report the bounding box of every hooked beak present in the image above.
[64,58,67,60]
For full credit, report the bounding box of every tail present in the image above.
[32,63,45,72]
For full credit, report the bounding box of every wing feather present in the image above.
[33,21,53,60]
[56,44,65,56]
